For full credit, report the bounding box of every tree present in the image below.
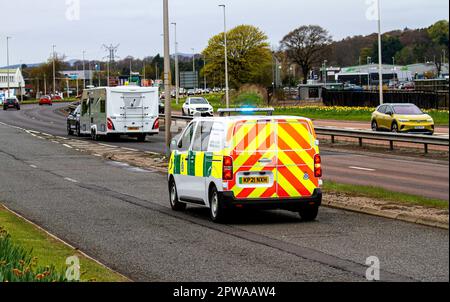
[202,25,272,88]
[371,35,403,64]
[427,20,449,75]
[280,25,332,84]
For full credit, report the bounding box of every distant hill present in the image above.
[328,21,448,67]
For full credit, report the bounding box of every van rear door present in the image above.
[231,119,278,199]
[276,119,318,198]
[121,93,145,131]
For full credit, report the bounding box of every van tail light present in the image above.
[153,118,159,130]
[314,154,322,178]
[107,118,115,130]
[223,156,234,181]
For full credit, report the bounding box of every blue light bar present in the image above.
[218,108,274,117]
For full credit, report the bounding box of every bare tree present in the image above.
[280,25,332,84]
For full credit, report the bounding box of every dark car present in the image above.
[67,105,81,136]
[3,97,20,111]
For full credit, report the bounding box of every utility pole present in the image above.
[44,74,47,95]
[6,37,11,98]
[163,0,172,153]
[219,4,229,108]
[103,44,119,87]
[191,48,196,73]
[82,51,86,89]
[377,0,383,104]
[52,45,56,95]
[203,55,207,90]
[172,22,180,104]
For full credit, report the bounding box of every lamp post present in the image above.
[171,22,180,104]
[82,51,86,89]
[6,37,11,98]
[52,45,56,95]
[219,4,229,108]
[163,0,172,153]
[377,0,383,104]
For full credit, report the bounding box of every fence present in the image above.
[322,90,448,109]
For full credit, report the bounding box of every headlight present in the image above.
[427,119,434,123]
[398,119,409,123]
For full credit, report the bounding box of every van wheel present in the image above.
[91,130,99,141]
[209,186,227,223]
[299,206,319,222]
[182,108,186,116]
[169,180,186,211]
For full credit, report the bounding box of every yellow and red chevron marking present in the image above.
[227,119,319,200]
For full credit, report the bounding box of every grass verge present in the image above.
[323,181,449,210]
[0,205,128,282]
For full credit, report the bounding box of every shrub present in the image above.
[0,227,69,282]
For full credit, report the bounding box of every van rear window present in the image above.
[277,120,313,151]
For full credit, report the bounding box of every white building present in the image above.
[0,68,25,97]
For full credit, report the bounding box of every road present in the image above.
[0,103,448,200]
[0,122,448,282]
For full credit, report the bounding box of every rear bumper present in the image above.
[219,189,322,211]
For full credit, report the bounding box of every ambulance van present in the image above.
[168,108,323,223]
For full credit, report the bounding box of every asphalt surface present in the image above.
[0,103,448,200]
[0,123,448,282]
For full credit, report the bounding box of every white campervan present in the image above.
[80,86,159,141]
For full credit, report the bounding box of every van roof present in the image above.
[85,86,159,93]
[192,115,313,123]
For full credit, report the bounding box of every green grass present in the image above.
[274,106,449,126]
[0,205,128,282]
[323,181,449,209]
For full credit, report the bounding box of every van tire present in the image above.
[67,124,73,136]
[209,186,227,223]
[299,206,319,222]
[91,129,99,141]
[169,179,186,211]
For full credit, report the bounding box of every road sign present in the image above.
[180,71,198,89]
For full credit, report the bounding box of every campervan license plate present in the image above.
[128,127,140,131]
[240,177,270,185]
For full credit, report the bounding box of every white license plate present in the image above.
[415,126,425,130]
[128,127,140,131]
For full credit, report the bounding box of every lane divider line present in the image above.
[349,166,376,172]
[64,177,79,183]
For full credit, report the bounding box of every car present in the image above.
[67,105,81,136]
[51,95,62,101]
[187,89,196,96]
[181,97,214,117]
[3,97,20,110]
[371,103,434,135]
[168,107,323,223]
[39,95,53,106]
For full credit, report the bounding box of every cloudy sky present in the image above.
[0,0,448,65]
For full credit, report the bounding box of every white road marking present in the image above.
[349,166,376,172]
[63,144,73,149]
[64,177,79,183]
[121,147,138,152]
[94,154,102,157]
[98,143,117,148]
[29,165,37,169]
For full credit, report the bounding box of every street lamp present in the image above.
[377,0,384,104]
[6,36,11,98]
[219,4,229,108]
[163,0,172,154]
[82,51,86,89]
[52,45,56,95]
[171,22,180,104]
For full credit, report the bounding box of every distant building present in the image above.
[0,68,25,97]
[336,64,412,86]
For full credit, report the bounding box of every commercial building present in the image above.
[0,68,25,97]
